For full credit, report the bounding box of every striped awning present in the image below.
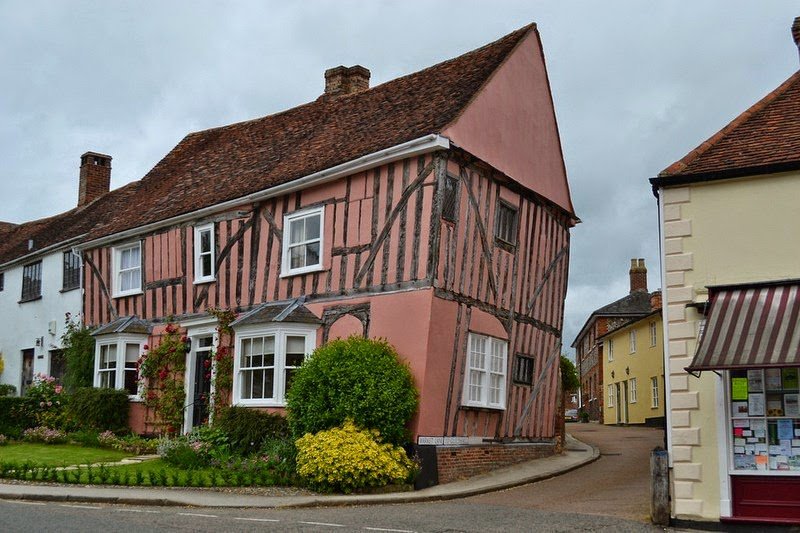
[687,282,800,371]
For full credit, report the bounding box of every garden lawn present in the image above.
[0,443,132,467]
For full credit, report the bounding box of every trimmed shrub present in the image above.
[0,384,16,397]
[66,387,130,432]
[286,336,418,445]
[0,397,35,438]
[295,420,416,493]
[214,405,289,455]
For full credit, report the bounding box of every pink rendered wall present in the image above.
[442,29,574,215]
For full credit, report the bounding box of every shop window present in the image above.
[729,368,800,472]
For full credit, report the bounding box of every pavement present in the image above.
[0,433,599,509]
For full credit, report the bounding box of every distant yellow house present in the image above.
[601,309,665,426]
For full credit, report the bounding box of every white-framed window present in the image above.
[651,376,659,408]
[233,323,317,406]
[629,329,637,354]
[94,335,145,398]
[607,339,614,361]
[629,377,637,403]
[282,207,324,276]
[649,321,657,347]
[608,384,615,408]
[113,242,142,297]
[193,223,215,283]
[462,333,507,409]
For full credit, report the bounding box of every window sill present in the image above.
[18,296,43,304]
[113,290,143,299]
[459,404,506,413]
[280,265,325,278]
[494,238,516,253]
[193,277,216,285]
[234,400,287,408]
[60,286,80,294]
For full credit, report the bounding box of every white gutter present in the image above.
[78,134,451,250]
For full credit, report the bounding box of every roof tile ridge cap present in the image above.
[438,22,537,131]
[660,69,800,177]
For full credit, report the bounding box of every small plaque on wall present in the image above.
[417,436,444,445]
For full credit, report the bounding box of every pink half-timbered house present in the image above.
[78,24,577,482]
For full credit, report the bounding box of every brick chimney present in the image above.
[629,258,647,293]
[793,17,800,60]
[78,151,112,207]
[323,65,370,98]
[650,290,662,311]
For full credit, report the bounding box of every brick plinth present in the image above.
[436,442,556,484]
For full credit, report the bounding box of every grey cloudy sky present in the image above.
[1,1,798,352]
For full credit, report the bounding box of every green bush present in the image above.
[214,406,289,455]
[0,384,17,397]
[295,420,416,493]
[0,397,35,438]
[66,388,130,432]
[286,336,418,445]
[61,315,96,393]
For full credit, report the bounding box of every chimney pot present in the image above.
[793,17,800,60]
[78,151,112,207]
[629,258,648,293]
[323,65,370,98]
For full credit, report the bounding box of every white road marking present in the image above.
[364,528,416,533]
[116,508,160,514]
[233,517,281,522]
[178,512,218,518]
[60,504,101,509]
[1,500,46,506]
[299,521,345,527]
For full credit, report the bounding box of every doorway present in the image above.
[20,349,34,396]
[616,382,629,424]
[187,336,214,430]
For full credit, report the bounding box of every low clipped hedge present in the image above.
[0,397,35,438]
[66,388,130,432]
[286,336,418,446]
[214,405,289,455]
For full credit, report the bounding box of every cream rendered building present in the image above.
[651,17,800,525]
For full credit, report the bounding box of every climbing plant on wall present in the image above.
[207,307,236,422]
[139,322,187,436]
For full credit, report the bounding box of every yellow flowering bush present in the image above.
[296,420,416,493]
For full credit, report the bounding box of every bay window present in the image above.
[94,335,145,397]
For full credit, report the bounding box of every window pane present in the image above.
[125,344,140,363]
[290,218,305,245]
[120,248,131,269]
[263,336,275,354]
[201,254,212,277]
[305,214,320,240]
[252,369,264,399]
[200,229,211,254]
[124,368,138,395]
[130,245,140,265]
[286,336,305,356]
[199,336,213,349]
[305,242,320,266]
[290,245,304,269]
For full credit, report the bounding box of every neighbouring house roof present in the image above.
[596,308,661,342]
[570,291,655,348]
[92,315,153,336]
[653,70,800,186]
[687,279,800,372]
[230,298,322,328]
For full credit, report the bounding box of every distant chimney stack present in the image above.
[629,258,648,293]
[78,151,112,207]
[323,65,370,98]
[793,17,800,60]
[650,290,662,311]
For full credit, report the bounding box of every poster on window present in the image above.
[766,368,783,390]
[747,369,764,392]
[783,368,799,390]
[748,393,765,416]
[785,394,800,417]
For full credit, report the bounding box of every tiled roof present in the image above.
[659,70,800,179]
[570,291,655,348]
[92,315,152,336]
[85,23,535,240]
[230,298,322,327]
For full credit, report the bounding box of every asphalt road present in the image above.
[469,422,667,523]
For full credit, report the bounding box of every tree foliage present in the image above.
[286,336,418,446]
[560,355,580,393]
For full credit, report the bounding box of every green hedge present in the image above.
[66,388,130,432]
[286,336,418,446]
[0,397,35,438]
[214,406,289,456]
